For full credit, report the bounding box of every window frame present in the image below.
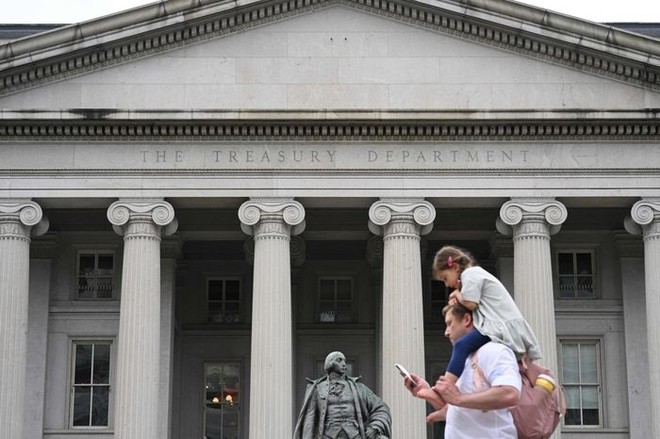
[427,277,449,325]
[203,361,243,439]
[206,277,243,324]
[553,248,597,300]
[69,339,113,430]
[316,274,356,324]
[74,249,117,300]
[559,338,603,428]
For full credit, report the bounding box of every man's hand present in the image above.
[403,373,428,397]
[433,376,463,406]
[365,427,379,439]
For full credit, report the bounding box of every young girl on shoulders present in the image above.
[435,245,541,382]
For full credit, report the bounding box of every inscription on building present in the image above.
[137,145,530,168]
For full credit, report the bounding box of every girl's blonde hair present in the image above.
[432,245,477,275]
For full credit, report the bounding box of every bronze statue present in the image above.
[293,351,391,439]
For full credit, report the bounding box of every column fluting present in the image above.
[238,198,305,439]
[108,199,177,439]
[497,198,567,379]
[0,200,48,439]
[626,198,660,439]
[369,198,435,439]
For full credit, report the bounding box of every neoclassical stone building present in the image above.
[1,0,659,438]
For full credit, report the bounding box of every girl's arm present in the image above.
[448,290,478,310]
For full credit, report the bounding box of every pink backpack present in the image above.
[472,353,566,439]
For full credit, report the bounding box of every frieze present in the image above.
[2,142,659,171]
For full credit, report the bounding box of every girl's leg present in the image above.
[444,328,491,381]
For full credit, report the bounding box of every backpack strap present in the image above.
[470,351,490,392]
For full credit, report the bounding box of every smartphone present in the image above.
[395,363,416,385]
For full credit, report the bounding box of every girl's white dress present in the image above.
[460,266,542,360]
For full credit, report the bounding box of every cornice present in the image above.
[1,113,660,141]
[0,0,659,96]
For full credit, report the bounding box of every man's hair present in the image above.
[442,303,471,320]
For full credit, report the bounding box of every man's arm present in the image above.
[434,378,519,411]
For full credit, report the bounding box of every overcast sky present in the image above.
[2,0,660,24]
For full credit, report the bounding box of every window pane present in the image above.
[319,310,336,322]
[564,385,580,410]
[91,386,109,426]
[225,280,240,301]
[562,344,579,383]
[319,280,334,300]
[577,276,594,298]
[224,302,240,323]
[205,363,241,439]
[583,409,600,425]
[336,302,352,323]
[97,254,114,272]
[79,254,95,275]
[93,345,111,384]
[558,276,575,298]
[96,277,113,299]
[336,280,352,300]
[208,280,224,301]
[576,253,592,274]
[558,253,574,274]
[75,345,93,384]
[72,387,91,426]
[580,345,598,382]
[582,386,599,409]
[430,280,447,301]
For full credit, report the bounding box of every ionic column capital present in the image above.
[238,198,306,238]
[107,199,178,238]
[368,198,435,237]
[0,199,49,239]
[497,198,567,238]
[625,198,660,240]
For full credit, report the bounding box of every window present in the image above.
[207,278,241,323]
[71,341,111,428]
[77,251,115,299]
[556,251,595,299]
[428,279,449,324]
[560,340,601,426]
[204,363,241,439]
[318,277,353,323]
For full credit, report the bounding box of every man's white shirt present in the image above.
[445,342,522,439]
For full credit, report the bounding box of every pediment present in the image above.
[1,0,659,107]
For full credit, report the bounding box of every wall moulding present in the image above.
[1,119,659,141]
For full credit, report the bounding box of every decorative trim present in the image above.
[107,199,178,237]
[2,119,659,141]
[238,198,306,236]
[1,0,659,96]
[627,198,660,239]
[497,197,567,237]
[368,198,435,236]
[0,199,49,237]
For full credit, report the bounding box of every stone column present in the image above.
[107,199,177,439]
[0,200,48,439]
[497,198,567,376]
[159,237,181,439]
[367,236,384,393]
[614,232,651,439]
[625,198,660,439]
[369,198,435,439]
[238,198,305,439]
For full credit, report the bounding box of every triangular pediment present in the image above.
[0,0,659,110]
